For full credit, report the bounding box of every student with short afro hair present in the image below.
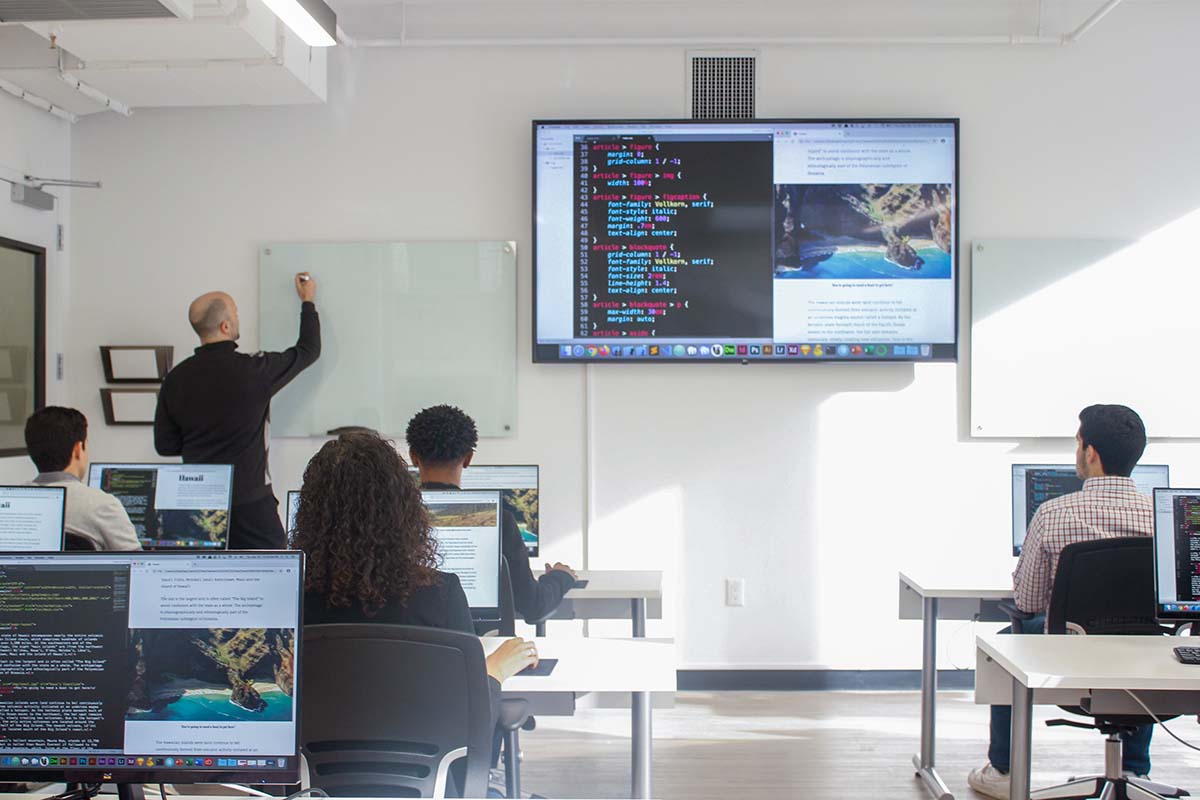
[406,405,577,624]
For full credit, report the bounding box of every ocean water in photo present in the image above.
[128,688,292,722]
[777,247,952,280]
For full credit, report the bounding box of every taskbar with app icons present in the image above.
[0,754,290,770]
[537,342,951,362]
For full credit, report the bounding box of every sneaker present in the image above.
[967,763,1011,799]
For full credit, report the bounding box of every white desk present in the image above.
[539,571,664,637]
[484,637,676,800]
[899,561,1017,800]
[975,633,1200,800]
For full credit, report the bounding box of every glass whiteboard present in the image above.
[971,237,1198,438]
[259,241,517,438]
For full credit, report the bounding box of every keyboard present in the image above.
[1173,646,1200,665]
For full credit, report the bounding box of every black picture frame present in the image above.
[99,346,174,384]
[0,235,46,457]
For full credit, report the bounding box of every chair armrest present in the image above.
[497,698,531,732]
[997,600,1036,631]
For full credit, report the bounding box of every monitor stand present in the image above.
[59,784,145,800]
[117,784,146,800]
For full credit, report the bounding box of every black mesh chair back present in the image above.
[475,558,516,637]
[301,624,492,798]
[1046,537,1167,637]
[64,532,97,551]
[1047,536,1174,728]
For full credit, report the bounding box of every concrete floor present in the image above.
[517,690,1200,799]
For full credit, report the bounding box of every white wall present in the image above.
[0,92,71,484]
[68,0,1200,669]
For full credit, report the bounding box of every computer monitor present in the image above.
[0,550,303,786]
[462,465,540,557]
[87,463,234,550]
[285,490,300,544]
[1011,464,1170,556]
[0,486,66,552]
[422,489,503,621]
[408,465,542,556]
[1153,488,1200,621]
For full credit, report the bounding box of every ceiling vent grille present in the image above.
[689,52,756,120]
[0,0,182,22]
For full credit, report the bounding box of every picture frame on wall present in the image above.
[99,346,174,384]
[100,388,160,426]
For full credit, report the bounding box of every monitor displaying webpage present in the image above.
[460,466,540,556]
[407,466,541,555]
[1011,464,1169,555]
[0,486,66,552]
[534,119,958,362]
[0,552,301,777]
[87,464,233,549]
[1154,489,1200,615]
[422,489,502,616]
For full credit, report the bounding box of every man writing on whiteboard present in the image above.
[154,273,320,550]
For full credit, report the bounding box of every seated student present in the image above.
[969,404,1155,799]
[294,429,537,712]
[23,407,141,551]
[406,405,577,624]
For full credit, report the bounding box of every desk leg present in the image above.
[630,598,650,797]
[632,691,652,799]
[1009,679,1033,800]
[913,596,952,800]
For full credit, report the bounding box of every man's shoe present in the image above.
[967,763,1011,800]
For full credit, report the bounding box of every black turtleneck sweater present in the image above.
[154,302,320,506]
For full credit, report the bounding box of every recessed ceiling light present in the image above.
[261,0,337,47]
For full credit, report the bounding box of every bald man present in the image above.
[154,274,320,550]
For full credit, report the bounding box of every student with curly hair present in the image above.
[294,430,539,704]
[405,405,577,624]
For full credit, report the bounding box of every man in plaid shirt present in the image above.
[969,405,1155,800]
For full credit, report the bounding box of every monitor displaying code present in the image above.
[1011,463,1169,555]
[534,119,959,363]
[0,552,302,782]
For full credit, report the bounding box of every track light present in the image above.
[261,0,337,47]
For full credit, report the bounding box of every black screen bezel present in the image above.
[0,549,304,785]
[531,117,961,364]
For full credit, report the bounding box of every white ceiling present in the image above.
[329,0,1167,45]
[0,0,326,117]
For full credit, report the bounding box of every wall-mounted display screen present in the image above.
[534,119,958,363]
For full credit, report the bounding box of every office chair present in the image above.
[300,624,494,798]
[64,532,97,551]
[473,560,534,799]
[1002,538,1188,800]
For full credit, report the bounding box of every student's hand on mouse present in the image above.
[546,562,578,580]
[486,637,539,683]
[294,272,317,302]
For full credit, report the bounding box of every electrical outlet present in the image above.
[725,578,745,607]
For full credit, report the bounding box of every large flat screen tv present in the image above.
[533,119,958,363]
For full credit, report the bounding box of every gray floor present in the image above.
[518,690,1200,799]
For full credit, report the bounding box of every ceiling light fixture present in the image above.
[261,0,337,47]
